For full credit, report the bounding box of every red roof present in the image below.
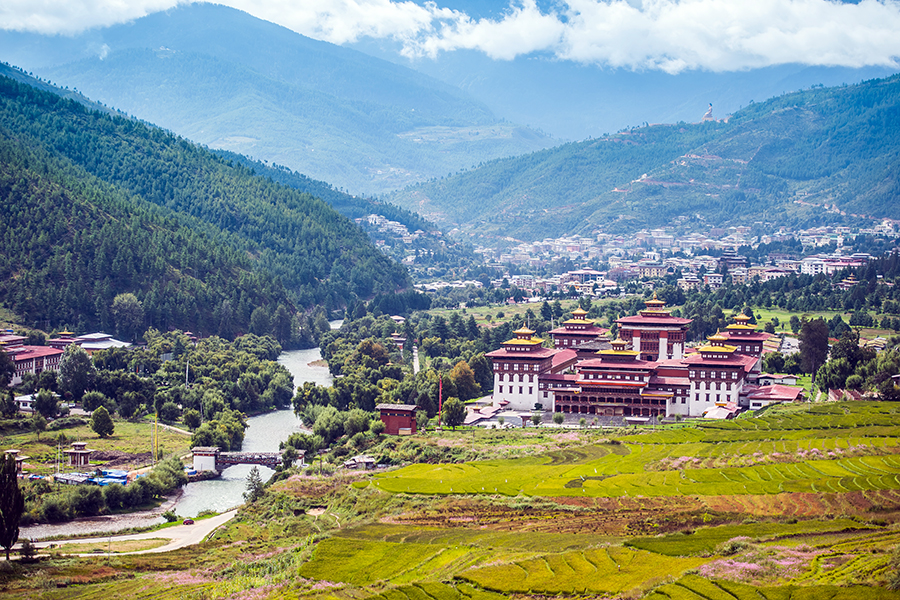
[746,385,804,402]
[578,357,656,370]
[6,346,63,361]
[721,331,771,342]
[549,325,609,336]
[551,349,578,370]
[617,315,691,326]
[486,347,558,359]
[680,352,756,370]
[649,376,690,386]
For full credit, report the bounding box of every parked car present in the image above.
[182,518,194,525]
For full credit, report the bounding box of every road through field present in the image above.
[25,509,237,556]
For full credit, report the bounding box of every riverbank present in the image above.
[19,488,183,541]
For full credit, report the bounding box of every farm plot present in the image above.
[644,574,900,600]
[338,523,615,553]
[626,519,875,556]
[361,582,507,600]
[298,538,444,585]
[372,452,900,499]
[458,546,708,596]
[297,537,531,586]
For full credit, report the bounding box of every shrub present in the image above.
[718,538,752,556]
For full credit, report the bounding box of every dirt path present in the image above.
[23,509,237,556]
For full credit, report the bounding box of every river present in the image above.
[169,346,333,517]
[21,330,338,539]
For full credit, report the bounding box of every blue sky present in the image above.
[3,0,900,73]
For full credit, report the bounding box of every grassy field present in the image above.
[369,403,900,499]
[48,538,169,555]
[3,401,900,599]
[0,419,192,475]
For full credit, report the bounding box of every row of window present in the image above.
[583,372,647,382]
[499,362,540,371]
[497,386,533,395]
[498,374,534,383]
[689,370,738,380]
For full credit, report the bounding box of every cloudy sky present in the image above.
[2,0,900,73]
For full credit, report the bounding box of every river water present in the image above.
[22,336,337,539]
[169,346,333,517]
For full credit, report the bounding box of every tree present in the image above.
[183,408,201,430]
[37,369,58,393]
[0,453,24,560]
[553,412,564,425]
[30,414,46,439]
[0,350,14,389]
[441,397,465,430]
[281,446,299,470]
[59,344,95,401]
[243,466,265,503]
[34,388,58,419]
[111,293,145,342]
[799,318,830,383]
[1,391,16,418]
[531,412,543,426]
[90,406,115,438]
[449,360,481,401]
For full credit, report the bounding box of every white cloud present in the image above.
[2,0,900,73]
[0,0,185,35]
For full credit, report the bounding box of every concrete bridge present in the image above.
[191,446,282,473]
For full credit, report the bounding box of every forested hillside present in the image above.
[0,74,409,337]
[0,4,553,195]
[390,75,900,240]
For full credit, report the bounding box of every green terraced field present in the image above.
[458,546,709,595]
[338,523,615,552]
[361,582,507,600]
[626,519,873,556]
[645,574,900,600]
[371,446,900,498]
[370,403,900,499]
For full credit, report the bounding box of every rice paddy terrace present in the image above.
[4,402,900,599]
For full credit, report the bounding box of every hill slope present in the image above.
[0,74,409,338]
[0,4,553,195]
[388,75,900,241]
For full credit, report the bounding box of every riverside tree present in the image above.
[0,453,24,560]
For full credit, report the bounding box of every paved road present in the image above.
[26,509,237,556]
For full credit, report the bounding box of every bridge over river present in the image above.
[191,447,286,473]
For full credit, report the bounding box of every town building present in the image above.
[376,404,417,435]
[548,308,609,350]
[719,313,771,359]
[1,336,64,386]
[64,442,94,467]
[616,295,691,362]
[487,327,576,411]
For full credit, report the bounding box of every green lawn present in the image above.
[1,419,191,474]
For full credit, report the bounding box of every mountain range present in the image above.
[0,4,553,196]
[387,74,900,241]
[0,69,409,338]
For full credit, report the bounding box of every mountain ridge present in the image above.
[387,74,900,241]
[0,3,554,195]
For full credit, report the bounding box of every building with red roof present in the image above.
[616,294,691,361]
[487,327,571,411]
[549,308,610,350]
[719,314,771,358]
[1,339,64,386]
